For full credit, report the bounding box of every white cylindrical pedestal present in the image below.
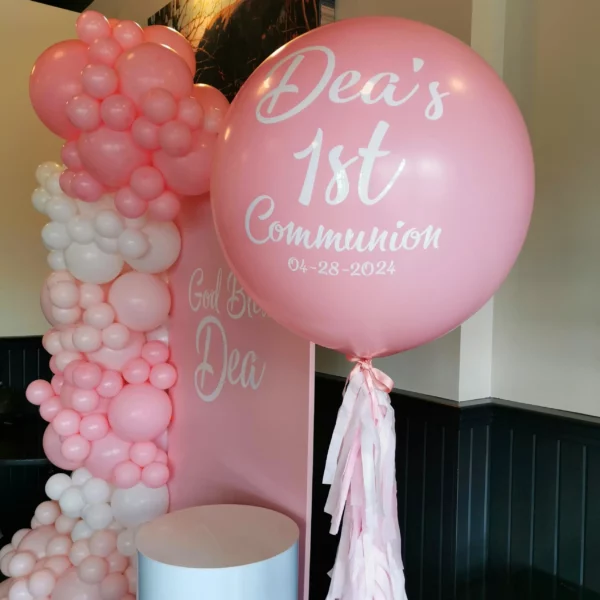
[136,505,300,600]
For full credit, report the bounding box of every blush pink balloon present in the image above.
[89,37,122,67]
[177,97,203,129]
[113,461,141,488]
[26,380,54,406]
[192,84,229,133]
[113,21,144,50]
[131,117,160,150]
[61,142,83,171]
[71,388,100,413]
[51,375,64,395]
[210,17,535,358]
[52,409,81,437]
[100,95,136,131]
[108,273,171,333]
[141,462,169,488]
[66,95,101,132]
[141,88,177,125]
[129,441,157,467]
[30,40,89,139]
[51,567,102,600]
[76,11,112,44]
[96,370,123,399]
[114,187,147,219]
[141,341,169,365]
[115,43,193,107]
[40,397,63,423]
[78,127,150,188]
[148,191,181,221]
[81,65,119,100]
[84,432,132,481]
[43,426,84,471]
[153,129,216,195]
[108,383,172,442]
[61,434,91,462]
[158,121,192,157]
[86,331,145,371]
[80,414,109,441]
[143,25,196,75]
[71,171,105,203]
[19,526,57,558]
[149,363,177,390]
[129,166,165,200]
[72,363,102,390]
[122,358,150,384]
[59,170,76,198]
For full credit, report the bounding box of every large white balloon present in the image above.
[110,484,169,528]
[64,242,123,284]
[125,222,181,273]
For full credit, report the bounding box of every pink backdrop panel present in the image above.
[168,199,314,599]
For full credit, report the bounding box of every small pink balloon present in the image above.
[40,398,63,423]
[18,526,56,558]
[85,432,132,480]
[0,551,15,577]
[66,95,101,132]
[113,461,141,489]
[52,567,103,598]
[44,426,85,470]
[73,325,103,353]
[51,375,64,395]
[114,187,147,219]
[143,25,196,75]
[129,165,165,201]
[101,323,130,351]
[71,388,100,413]
[192,83,229,134]
[96,370,123,398]
[7,578,32,600]
[28,568,56,597]
[79,283,105,309]
[100,572,128,600]
[35,502,60,526]
[61,435,91,462]
[59,170,76,197]
[49,281,79,309]
[26,380,54,406]
[177,97,203,129]
[7,551,36,577]
[89,37,122,67]
[115,43,192,106]
[43,331,62,356]
[80,414,109,441]
[122,357,150,384]
[130,441,157,467]
[158,120,192,157]
[68,541,90,567]
[154,429,168,452]
[49,356,59,376]
[72,363,102,390]
[141,88,177,125]
[89,531,117,559]
[51,306,81,327]
[46,535,71,557]
[148,191,181,221]
[54,516,76,536]
[113,20,144,50]
[82,65,119,100]
[72,171,104,203]
[141,341,169,365]
[131,117,160,150]
[142,462,169,488]
[149,363,177,390]
[108,273,171,333]
[44,556,71,577]
[108,383,172,442]
[100,95,136,131]
[106,551,128,574]
[55,351,84,373]
[86,331,144,372]
[83,303,115,329]
[52,409,81,437]
[76,11,112,44]
[61,142,83,171]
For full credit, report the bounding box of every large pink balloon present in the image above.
[143,25,196,76]
[43,425,85,471]
[84,432,132,481]
[153,129,215,196]
[30,40,89,139]
[210,17,534,358]
[78,127,150,188]
[51,567,101,600]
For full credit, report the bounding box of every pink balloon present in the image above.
[45,556,71,577]
[72,363,102,390]
[26,380,54,406]
[61,435,91,462]
[30,40,89,139]
[40,397,63,423]
[131,117,160,150]
[101,323,130,350]
[210,17,535,358]
[28,568,56,596]
[78,556,108,584]
[86,331,145,371]
[108,383,172,442]
[71,388,100,413]
[84,432,132,480]
[100,573,128,600]
[71,172,105,203]
[129,166,165,200]
[177,97,203,129]
[108,273,171,333]
[76,11,112,44]
[61,142,83,171]
[149,363,177,390]
[112,461,141,489]
[51,375,64,395]
[113,21,144,50]
[19,526,57,559]
[153,129,215,195]
[89,531,117,558]
[89,37,122,67]
[141,462,169,488]
[43,426,84,471]
[96,370,123,398]
[51,567,101,600]
[158,121,192,157]
[192,84,229,134]
[122,358,150,384]
[68,541,90,567]
[141,341,169,365]
[80,414,109,441]
[143,25,196,75]
[59,170,76,198]
[52,409,81,437]
[115,43,193,107]
[78,127,150,188]
[130,441,157,467]
[114,187,147,219]
[100,95,136,131]
[148,191,181,221]
[66,95,101,132]
[141,88,177,125]
[81,65,119,100]
[106,551,127,574]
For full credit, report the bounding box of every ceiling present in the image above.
[33,0,94,12]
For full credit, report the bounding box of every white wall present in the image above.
[0,0,78,337]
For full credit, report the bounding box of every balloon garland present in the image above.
[0,11,227,600]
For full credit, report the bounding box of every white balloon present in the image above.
[95,235,119,254]
[32,188,51,213]
[111,484,169,528]
[126,222,181,273]
[116,529,136,557]
[47,250,67,271]
[45,474,73,501]
[82,503,113,531]
[95,210,124,239]
[45,172,63,196]
[64,242,123,284]
[42,222,70,251]
[36,162,61,186]
[46,197,77,223]
[118,230,149,260]
[71,468,93,487]
[67,216,96,245]
[82,479,111,505]
[59,487,86,519]
[71,520,94,542]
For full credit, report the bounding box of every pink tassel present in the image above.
[323,359,407,600]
